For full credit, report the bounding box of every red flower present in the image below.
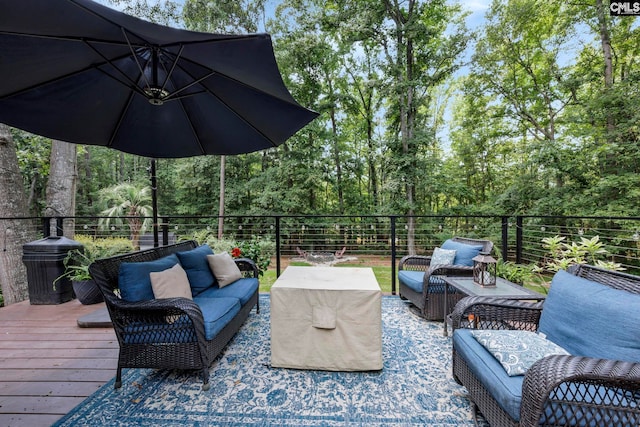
[231,247,242,258]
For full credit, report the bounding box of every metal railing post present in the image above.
[42,217,51,237]
[516,216,523,264]
[275,216,281,277]
[161,217,169,246]
[501,216,509,261]
[391,215,397,295]
[55,217,63,236]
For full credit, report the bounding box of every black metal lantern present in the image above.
[472,252,497,287]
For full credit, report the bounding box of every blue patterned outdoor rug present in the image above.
[54,296,476,426]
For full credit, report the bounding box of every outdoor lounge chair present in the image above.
[398,237,494,320]
[450,264,640,426]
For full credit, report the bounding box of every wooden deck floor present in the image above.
[0,299,118,427]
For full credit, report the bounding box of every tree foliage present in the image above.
[10,0,640,249]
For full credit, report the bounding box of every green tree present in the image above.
[99,183,153,250]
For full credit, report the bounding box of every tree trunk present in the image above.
[596,0,614,90]
[329,108,344,214]
[405,35,417,255]
[217,155,226,239]
[0,124,33,305]
[44,140,77,239]
[595,0,616,173]
[384,0,418,254]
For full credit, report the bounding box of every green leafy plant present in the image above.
[496,260,541,286]
[55,236,133,284]
[186,230,275,277]
[233,237,275,277]
[539,235,623,272]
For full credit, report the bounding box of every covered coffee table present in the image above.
[270,266,382,371]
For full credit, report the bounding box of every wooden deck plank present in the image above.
[0,368,117,383]
[0,340,118,349]
[0,357,117,369]
[0,299,119,426]
[0,395,85,414]
[0,333,117,342]
[0,381,105,396]
[0,414,64,427]
[0,348,118,359]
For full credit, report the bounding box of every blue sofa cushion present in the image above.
[196,277,259,305]
[470,330,569,376]
[441,239,484,266]
[192,296,241,340]
[454,329,524,421]
[539,270,640,362]
[118,254,179,302]
[176,244,216,296]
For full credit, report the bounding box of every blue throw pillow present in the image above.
[470,330,569,376]
[118,254,179,302]
[539,270,640,363]
[176,244,216,296]
[441,239,484,266]
[430,247,457,266]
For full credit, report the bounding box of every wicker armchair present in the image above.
[450,264,640,427]
[88,240,259,391]
[398,237,494,320]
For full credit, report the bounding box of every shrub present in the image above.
[56,236,134,283]
[186,230,275,277]
[537,235,623,273]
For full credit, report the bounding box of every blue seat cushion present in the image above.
[539,270,640,362]
[398,270,449,294]
[453,329,524,421]
[176,244,216,296]
[398,270,424,293]
[192,297,241,340]
[118,254,179,302]
[122,297,241,344]
[441,239,484,266]
[196,278,259,305]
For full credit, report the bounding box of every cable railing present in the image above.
[11,214,637,294]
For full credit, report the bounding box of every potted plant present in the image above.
[60,248,104,305]
[55,236,134,304]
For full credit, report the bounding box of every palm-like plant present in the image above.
[99,183,153,250]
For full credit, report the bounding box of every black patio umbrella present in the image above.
[0,0,317,244]
[0,0,317,158]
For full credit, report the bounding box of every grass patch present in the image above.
[259,264,393,293]
[259,263,546,296]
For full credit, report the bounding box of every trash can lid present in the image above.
[23,236,83,252]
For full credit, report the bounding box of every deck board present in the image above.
[0,299,118,427]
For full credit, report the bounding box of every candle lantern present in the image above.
[472,251,497,287]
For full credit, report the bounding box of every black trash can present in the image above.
[22,236,83,305]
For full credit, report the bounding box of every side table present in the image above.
[442,276,546,336]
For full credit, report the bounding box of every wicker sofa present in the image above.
[89,240,259,391]
[398,237,494,320]
[450,264,640,427]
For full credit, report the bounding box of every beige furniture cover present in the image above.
[270,266,382,371]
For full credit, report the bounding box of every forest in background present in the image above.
[10,0,640,225]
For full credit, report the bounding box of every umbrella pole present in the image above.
[150,159,159,247]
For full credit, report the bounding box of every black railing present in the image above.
[24,214,640,294]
